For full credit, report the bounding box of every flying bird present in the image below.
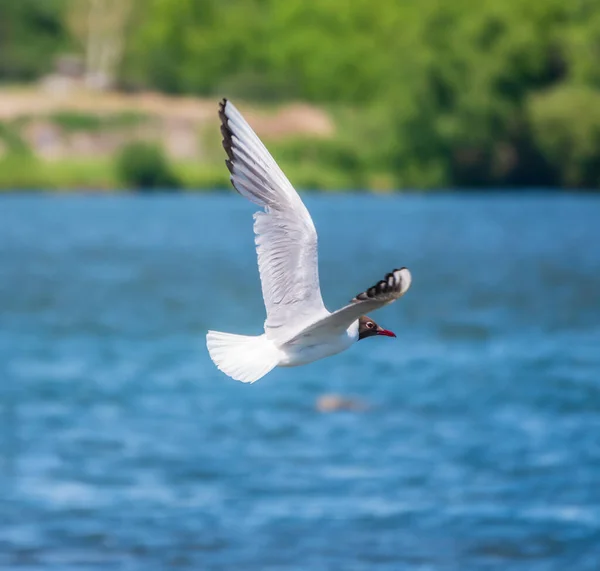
[206,99,411,383]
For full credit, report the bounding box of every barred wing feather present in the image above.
[219,99,328,343]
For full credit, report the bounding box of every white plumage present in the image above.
[207,100,411,383]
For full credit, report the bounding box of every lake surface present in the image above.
[1,193,599,570]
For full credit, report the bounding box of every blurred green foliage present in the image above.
[46,111,149,132]
[0,0,69,82]
[528,86,600,187]
[115,142,181,189]
[2,0,600,189]
[0,121,32,155]
[0,156,119,190]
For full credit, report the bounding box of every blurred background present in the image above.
[1,1,600,571]
[1,0,600,190]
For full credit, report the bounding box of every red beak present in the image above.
[377,329,396,338]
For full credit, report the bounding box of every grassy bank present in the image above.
[0,155,399,192]
[0,91,399,191]
[0,157,116,191]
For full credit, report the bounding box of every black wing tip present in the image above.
[352,267,411,302]
[219,99,235,162]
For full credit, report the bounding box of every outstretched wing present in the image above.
[286,268,412,342]
[219,99,328,342]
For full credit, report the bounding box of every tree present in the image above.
[67,0,134,89]
[0,0,68,81]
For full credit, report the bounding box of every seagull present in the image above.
[206,99,411,383]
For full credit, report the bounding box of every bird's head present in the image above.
[358,315,396,340]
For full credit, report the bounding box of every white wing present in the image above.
[286,268,412,342]
[219,99,328,343]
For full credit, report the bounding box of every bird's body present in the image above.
[278,321,359,367]
[207,99,411,383]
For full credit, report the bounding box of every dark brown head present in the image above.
[358,315,396,341]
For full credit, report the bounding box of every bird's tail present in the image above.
[206,331,279,383]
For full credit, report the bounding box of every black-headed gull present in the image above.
[207,99,411,383]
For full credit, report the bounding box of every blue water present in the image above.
[1,193,599,570]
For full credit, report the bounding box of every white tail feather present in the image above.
[206,331,280,383]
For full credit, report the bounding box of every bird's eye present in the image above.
[366,322,374,329]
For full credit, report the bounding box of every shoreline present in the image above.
[0,88,597,193]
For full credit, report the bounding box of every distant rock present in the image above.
[316,394,369,413]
